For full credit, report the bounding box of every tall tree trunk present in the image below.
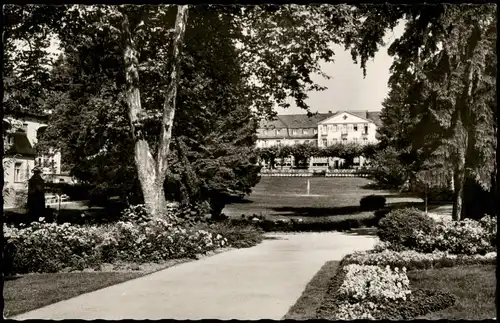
[121,5,189,217]
[1,6,6,316]
[451,61,474,221]
[452,159,466,221]
[156,5,189,197]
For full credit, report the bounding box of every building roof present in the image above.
[367,111,382,127]
[259,116,289,129]
[277,113,335,129]
[5,132,37,157]
[258,111,381,129]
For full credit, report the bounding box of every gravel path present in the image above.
[13,232,377,320]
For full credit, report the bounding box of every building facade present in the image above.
[3,111,71,209]
[256,110,381,170]
[317,111,380,147]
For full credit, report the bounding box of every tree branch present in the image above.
[156,5,189,179]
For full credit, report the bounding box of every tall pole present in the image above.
[307,179,310,195]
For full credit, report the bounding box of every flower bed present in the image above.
[316,262,456,320]
[343,247,496,271]
[4,206,230,274]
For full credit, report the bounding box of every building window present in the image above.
[333,138,338,143]
[6,134,13,145]
[14,162,22,182]
[353,124,358,131]
[263,129,267,136]
[364,124,369,134]
[322,139,327,147]
[276,140,281,146]
[313,129,317,134]
[333,125,337,132]
[292,129,297,135]
[303,129,308,135]
[353,138,358,142]
[322,125,327,133]
[276,129,280,135]
[342,138,347,142]
[363,137,368,142]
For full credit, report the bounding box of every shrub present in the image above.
[480,215,497,247]
[359,195,386,211]
[414,216,496,255]
[378,208,436,250]
[120,204,152,224]
[195,221,264,249]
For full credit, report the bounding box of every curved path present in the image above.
[13,232,377,320]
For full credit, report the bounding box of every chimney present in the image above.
[328,110,332,114]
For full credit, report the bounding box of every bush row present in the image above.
[378,208,497,255]
[4,218,227,275]
[3,204,266,275]
[229,216,380,233]
[343,247,497,271]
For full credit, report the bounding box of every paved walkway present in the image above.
[13,232,377,320]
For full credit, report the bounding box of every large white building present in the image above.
[317,111,379,147]
[256,110,381,169]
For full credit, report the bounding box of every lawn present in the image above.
[284,261,340,320]
[3,258,195,318]
[409,265,497,320]
[4,272,144,317]
[223,177,423,220]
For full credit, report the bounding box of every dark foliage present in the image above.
[373,289,456,320]
[228,216,379,233]
[359,195,386,211]
[378,208,436,249]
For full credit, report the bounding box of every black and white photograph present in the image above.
[1,3,497,320]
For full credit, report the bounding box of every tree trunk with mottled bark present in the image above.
[121,5,189,217]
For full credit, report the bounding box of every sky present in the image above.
[275,20,406,115]
[41,15,406,117]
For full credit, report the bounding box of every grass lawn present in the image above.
[4,272,143,317]
[3,258,198,318]
[223,177,425,221]
[409,265,497,320]
[283,261,340,320]
[291,262,496,320]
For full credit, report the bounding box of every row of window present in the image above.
[262,124,370,136]
[262,128,317,136]
[260,139,312,147]
[321,137,368,146]
[321,124,369,134]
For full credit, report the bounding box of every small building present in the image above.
[3,111,70,209]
